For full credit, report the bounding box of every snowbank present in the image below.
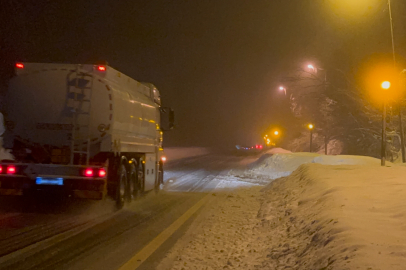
[158,160,406,269]
[265,147,292,154]
[248,152,383,180]
[163,147,210,162]
[256,163,406,269]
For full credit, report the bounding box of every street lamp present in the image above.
[381,81,390,90]
[308,124,314,152]
[278,86,287,96]
[381,81,391,166]
[274,130,279,136]
[307,64,315,71]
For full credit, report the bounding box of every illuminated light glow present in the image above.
[381,81,391,90]
[84,168,94,177]
[307,64,315,70]
[15,63,24,69]
[7,166,16,174]
[141,103,155,108]
[97,65,106,71]
[308,124,314,130]
[161,156,167,162]
[98,169,107,178]
[274,131,279,135]
[0,167,2,173]
[279,86,284,90]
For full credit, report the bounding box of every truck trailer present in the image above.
[0,62,174,208]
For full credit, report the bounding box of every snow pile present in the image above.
[248,152,383,180]
[256,163,406,269]
[158,162,406,270]
[265,147,292,154]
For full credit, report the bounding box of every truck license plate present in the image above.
[36,177,64,186]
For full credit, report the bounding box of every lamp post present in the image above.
[381,81,391,166]
[279,86,287,96]
[386,0,406,162]
[308,124,314,152]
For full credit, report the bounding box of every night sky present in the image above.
[1,0,406,147]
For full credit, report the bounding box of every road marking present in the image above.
[0,212,118,268]
[118,193,211,270]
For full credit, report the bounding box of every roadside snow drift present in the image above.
[248,152,382,180]
[257,163,406,269]
[158,152,406,269]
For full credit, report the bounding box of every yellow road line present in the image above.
[118,193,211,270]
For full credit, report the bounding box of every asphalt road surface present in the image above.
[0,151,257,270]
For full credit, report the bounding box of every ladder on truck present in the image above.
[69,65,94,165]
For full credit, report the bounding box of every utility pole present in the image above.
[387,0,405,162]
[381,81,391,166]
[382,102,387,166]
[307,124,314,153]
[310,129,313,153]
[324,70,328,155]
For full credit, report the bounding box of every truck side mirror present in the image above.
[160,107,175,131]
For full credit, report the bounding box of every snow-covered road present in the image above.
[0,151,258,270]
[2,149,405,270]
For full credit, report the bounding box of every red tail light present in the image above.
[7,166,16,174]
[15,63,24,69]
[98,169,106,178]
[84,168,94,177]
[0,167,2,173]
[97,65,106,71]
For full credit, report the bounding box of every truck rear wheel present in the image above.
[116,164,127,209]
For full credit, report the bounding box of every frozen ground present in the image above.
[157,151,406,269]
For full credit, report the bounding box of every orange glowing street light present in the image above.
[278,86,287,96]
[274,130,279,136]
[308,123,314,152]
[307,64,315,70]
[381,81,391,90]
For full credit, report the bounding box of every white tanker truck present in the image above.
[0,62,174,208]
